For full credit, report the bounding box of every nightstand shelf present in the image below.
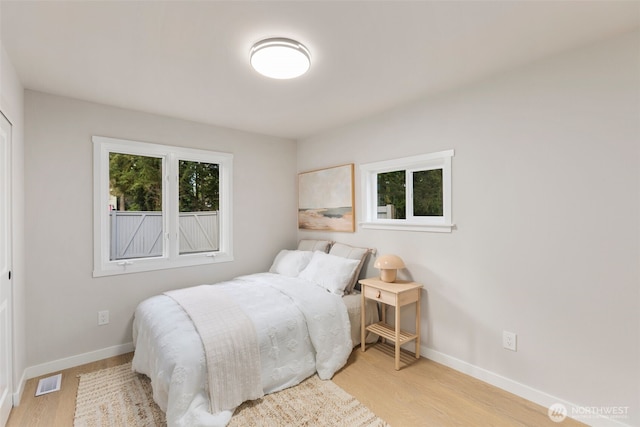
[360,278,423,370]
[366,322,418,345]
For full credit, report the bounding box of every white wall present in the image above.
[0,43,26,404]
[298,32,640,426]
[23,91,298,370]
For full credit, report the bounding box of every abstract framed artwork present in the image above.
[298,163,355,232]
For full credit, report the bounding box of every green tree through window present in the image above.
[376,169,443,219]
[413,169,443,216]
[109,153,162,211]
[109,155,220,212]
[377,170,406,219]
[179,160,219,212]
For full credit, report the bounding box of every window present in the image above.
[360,149,454,232]
[93,136,233,276]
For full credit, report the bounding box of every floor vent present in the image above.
[35,373,62,396]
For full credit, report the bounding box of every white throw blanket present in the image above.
[164,285,263,413]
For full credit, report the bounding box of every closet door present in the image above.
[0,112,13,425]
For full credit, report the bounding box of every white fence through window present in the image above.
[110,211,219,260]
[377,204,396,219]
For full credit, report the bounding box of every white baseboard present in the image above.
[421,345,633,427]
[12,369,26,406]
[23,342,134,382]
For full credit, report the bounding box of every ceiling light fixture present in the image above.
[250,38,311,79]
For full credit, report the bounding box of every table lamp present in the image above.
[374,254,405,283]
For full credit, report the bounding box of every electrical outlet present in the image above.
[503,331,517,351]
[98,310,109,326]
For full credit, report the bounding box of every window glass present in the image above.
[377,170,406,219]
[412,169,443,217]
[178,160,220,254]
[109,153,163,261]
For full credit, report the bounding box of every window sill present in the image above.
[360,222,454,233]
[93,253,234,277]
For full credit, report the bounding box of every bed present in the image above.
[131,240,379,427]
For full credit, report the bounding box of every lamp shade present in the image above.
[374,254,405,283]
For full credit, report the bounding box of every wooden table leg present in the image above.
[380,301,386,345]
[395,302,401,370]
[361,288,366,352]
[415,294,421,359]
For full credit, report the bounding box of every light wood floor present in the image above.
[7,345,584,426]
[333,344,584,426]
[7,353,133,427]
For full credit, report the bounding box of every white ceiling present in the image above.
[1,1,638,140]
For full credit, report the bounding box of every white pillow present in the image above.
[269,250,313,277]
[298,251,360,295]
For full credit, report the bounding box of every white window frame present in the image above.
[93,136,233,277]
[360,149,454,233]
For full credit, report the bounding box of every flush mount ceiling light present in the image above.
[250,38,311,79]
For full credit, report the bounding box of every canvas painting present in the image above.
[298,164,355,232]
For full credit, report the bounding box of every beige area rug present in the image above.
[74,362,389,427]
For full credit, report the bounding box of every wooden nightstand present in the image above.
[360,277,423,370]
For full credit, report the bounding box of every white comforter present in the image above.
[131,273,353,427]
